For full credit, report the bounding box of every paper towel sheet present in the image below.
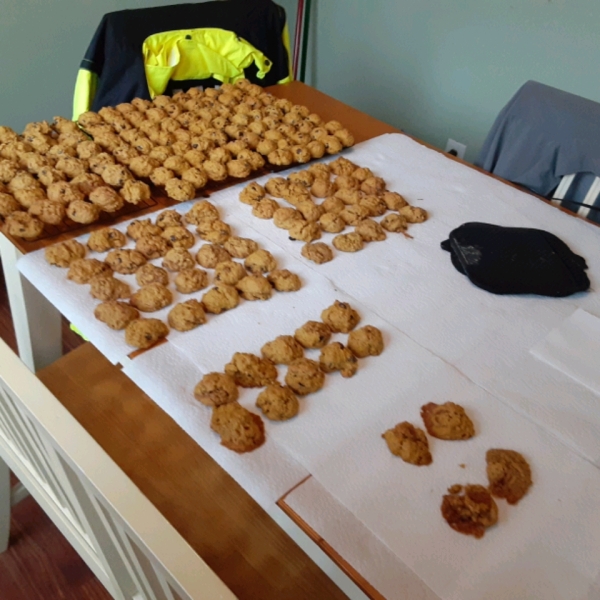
[530,309,600,397]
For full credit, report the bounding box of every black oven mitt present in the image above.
[441,222,590,297]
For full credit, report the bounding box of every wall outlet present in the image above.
[445,138,467,160]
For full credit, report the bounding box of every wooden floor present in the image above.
[0,267,104,600]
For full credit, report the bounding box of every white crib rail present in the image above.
[0,337,235,600]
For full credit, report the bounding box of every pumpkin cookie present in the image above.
[382,422,432,466]
[256,383,299,421]
[167,299,207,332]
[486,449,532,505]
[130,283,173,312]
[441,485,498,539]
[319,342,358,377]
[285,358,325,395]
[420,402,475,441]
[125,318,169,349]
[355,219,386,242]
[210,403,265,453]
[224,352,278,387]
[321,300,360,333]
[347,325,384,357]
[381,213,408,233]
[94,301,139,330]
[45,240,86,267]
[194,373,239,407]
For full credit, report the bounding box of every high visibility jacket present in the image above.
[73,0,292,120]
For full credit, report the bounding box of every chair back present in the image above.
[551,172,600,224]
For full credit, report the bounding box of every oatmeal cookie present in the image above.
[135,235,171,259]
[339,205,370,225]
[360,176,386,195]
[359,195,387,217]
[319,342,358,377]
[296,200,323,222]
[89,186,124,212]
[382,422,432,466]
[101,164,133,187]
[267,269,301,292]
[301,242,333,264]
[196,219,231,244]
[486,449,532,505]
[294,321,332,349]
[184,200,219,225]
[261,335,304,365]
[288,221,321,243]
[225,353,278,388]
[319,212,346,234]
[126,219,161,240]
[236,274,272,300]
[285,358,325,396]
[160,225,195,249]
[311,178,335,198]
[306,140,326,159]
[252,197,279,219]
[174,268,208,293]
[244,249,276,274]
[94,301,139,330]
[352,167,374,182]
[194,372,239,407]
[165,178,196,202]
[273,207,303,230]
[321,301,360,333]
[136,264,169,287]
[47,181,85,204]
[121,180,151,204]
[70,173,104,197]
[226,158,252,178]
[355,218,386,242]
[168,299,207,332]
[210,403,265,453]
[130,283,173,312]
[399,205,428,223]
[201,284,239,314]
[155,209,183,229]
[441,485,498,539]
[28,200,65,225]
[288,170,314,188]
[13,188,47,210]
[264,177,288,198]
[105,249,147,274]
[162,248,195,272]
[182,167,208,189]
[239,181,265,205]
[44,240,86,267]
[420,402,475,440]
[332,232,364,252]
[4,212,44,240]
[196,243,231,268]
[67,258,112,284]
[381,213,408,232]
[256,383,299,421]
[149,166,174,186]
[202,160,227,181]
[347,325,384,357]
[382,191,408,211]
[0,193,15,218]
[223,237,258,259]
[125,318,169,349]
[89,275,131,301]
[214,261,246,285]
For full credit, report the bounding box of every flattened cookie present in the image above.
[261,335,304,365]
[94,301,139,330]
[45,240,86,267]
[285,358,325,395]
[420,402,475,441]
[224,352,278,387]
[301,242,333,264]
[256,383,299,421]
[167,299,207,332]
[382,422,432,466]
[441,485,498,539]
[210,403,265,453]
[321,300,360,333]
[347,325,384,357]
[130,283,173,312]
[319,342,358,377]
[486,449,532,505]
[194,372,238,407]
[125,318,169,349]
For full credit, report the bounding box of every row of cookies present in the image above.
[43,201,301,348]
[238,156,428,263]
[194,300,384,453]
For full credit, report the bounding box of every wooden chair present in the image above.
[551,172,600,223]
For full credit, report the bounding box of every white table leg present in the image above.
[0,235,62,372]
[0,457,10,553]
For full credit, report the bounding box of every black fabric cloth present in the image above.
[475,81,600,197]
[441,222,590,297]
[82,0,289,111]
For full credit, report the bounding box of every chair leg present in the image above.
[0,457,10,553]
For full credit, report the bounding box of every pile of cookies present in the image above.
[193,300,384,453]
[382,403,532,538]
[238,156,428,264]
[0,79,354,241]
[44,200,301,349]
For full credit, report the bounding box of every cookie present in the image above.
[273,207,303,230]
[332,232,364,252]
[252,198,279,219]
[360,176,386,195]
[311,178,335,198]
[121,180,151,204]
[89,186,124,212]
[261,335,304,365]
[135,235,171,259]
[321,300,360,333]
[267,269,301,292]
[87,228,127,253]
[155,209,183,229]
[196,219,231,244]
[224,352,278,387]
[194,372,239,407]
[301,242,334,264]
[381,213,408,232]
[223,237,258,259]
[285,358,325,395]
[101,164,133,187]
[420,402,475,441]
[355,218,386,242]
[94,301,139,330]
[214,261,246,285]
[210,403,265,453]
[399,205,428,223]
[319,342,358,377]
[244,249,276,274]
[66,200,101,224]
[165,178,196,202]
[124,318,169,349]
[0,192,20,217]
[319,212,346,234]
[441,485,498,539]
[135,263,169,287]
[486,449,532,505]
[294,321,331,349]
[160,226,195,249]
[256,383,299,421]
[381,191,408,211]
[347,325,384,357]
[70,173,104,197]
[382,422,432,466]
[184,200,219,225]
[89,274,130,301]
[182,167,208,189]
[4,211,44,240]
[126,219,161,240]
[130,283,173,312]
[174,268,208,293]
[339,205,370,225]
[196,243,231,268]
[239,181,265,205]
[289,221,321,243]
[45,240,86,267]
[167,299,207,331]
[236,274,272,300]
[67,258,112,284]
[201,284,240,314]
[264,177,289,198]
[162,248,195,272]
[105,249,147,274]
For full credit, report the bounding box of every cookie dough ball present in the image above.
[183,149,207,168]
[226,158,252,179]
[334,128,355,148]
[321,300,360,333]
[89,275,131,301]
[347,325,384,357]
[174,268,209,293]
[135,235,171,259]
[223,236,258,259]
[244,249,276,274]
[267,269,301,292]
[89,186,124,212]
[126,219,161,240]
[165,177,196,202]
[196,243,231,268]
[162,248,195,272]
[167,299,207,332]
[121,180,151,205]
[261,335,304,365]
[210,403,265,453]
[332,232,364,252]
[136,263,169,287]
[252,197,279,219]
[160,225,195,249]
[256,383,299,421]
[329,157,357,176]
[381,213,408,232]
[289,221,321,243]
[486,449,532,505]
[381,191,408,211]
[319,342,358,377]
[420,402,475,440]
[235,274,272,300]
[94,301,139,330]
[264,177,289,198]
[130,283,173,312]
[155,209,183,229]
[267,149,294,166]
[125,318,169,349]
[301,242,334,264]
[181,167,208,189]
[319,212,345,234]
[285,358,325,396]
[306,140,326,159]
[44,240,86,267]
[202,284,239,314]
[239,181,265,205]
[105,249,147,274]
[399,205,428,223]
[67,258,112,284]
[194,372,239,407]
[382,422,432,466]
[214,260,246,285]
[184,200,219,225]
[28,200,65,225]
[4,211,44,240]
[224,352,278,387]
[196,219,231,244]
[355,218,386,242]
[441,485,498,539]
[294,321,332,350]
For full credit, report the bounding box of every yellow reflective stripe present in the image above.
[69,323,90,341]
[72,69,98,121]
[280,19,293,83]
